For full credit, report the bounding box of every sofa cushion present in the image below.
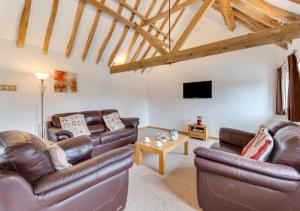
[210,142,242,156]
[88,123,106,134]
[103,112,125,131]
[100,128,135,145]
[82,110,103,125]
[60,114,91,137]
[89,134,102,147]
[270,124,300,171]
[52,112,80,128]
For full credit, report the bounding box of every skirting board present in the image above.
[139,125,219,140]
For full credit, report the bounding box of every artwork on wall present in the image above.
[0,84,17,91]
[54,70,78,93]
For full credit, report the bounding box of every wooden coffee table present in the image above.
[135,132,189,175]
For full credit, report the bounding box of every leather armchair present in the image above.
[0,130,133,211]
[194,123,300,211]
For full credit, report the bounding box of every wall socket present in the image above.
[0,84,17,91]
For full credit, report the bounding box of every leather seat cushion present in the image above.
[100,128,134,145]
[88,124,106,133]
[89,134,102,147]
[210,142,242,156]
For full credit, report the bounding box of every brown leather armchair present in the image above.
[194,122,300,211]
[47,109,139,156]
[0,130,133,211]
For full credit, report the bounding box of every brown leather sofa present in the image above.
[47,109,139,156]
[194,122,300,211]
[0,130,133,211]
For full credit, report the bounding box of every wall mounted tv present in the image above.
[183,81,212,98]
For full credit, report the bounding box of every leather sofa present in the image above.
[47,109,139,156]
[0,130,133,211]
[194,122,300,211]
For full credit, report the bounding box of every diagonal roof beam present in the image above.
[290,0,300,4]
[83,0,169,55]
[17,0,32,48]
[145,0,198,26]
[218,0,236,31]
[172,0,216,52]
[111,21,300,73]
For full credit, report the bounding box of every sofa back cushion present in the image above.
[52,112,80,128]
[0,131,55,184]
[269,123,300,171]
[82,110,107,133]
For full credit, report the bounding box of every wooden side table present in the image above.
[188,124,208,141]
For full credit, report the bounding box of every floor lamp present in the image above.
[35,73,49,139]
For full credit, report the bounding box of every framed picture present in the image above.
[54,70,78,93]
[0,84,17,91]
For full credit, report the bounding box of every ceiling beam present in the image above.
[218,0,236,31]
[172,0,216,52]
[145,0,198,26]
[84,0,168,55]
[17,0,31,48]
[43,0,59,54]
[65,0,85,58]
[110,21,300,73]
[290,0,300,4]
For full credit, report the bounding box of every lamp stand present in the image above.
[39,79,46,139]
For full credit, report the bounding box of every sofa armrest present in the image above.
[48,127,73,142]
[194,147,300,181]
[120,118,139,128]
[57,136,93,165]
[34,147,133,195]
[219,128,255,148]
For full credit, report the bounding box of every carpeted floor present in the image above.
[125,128,217,211]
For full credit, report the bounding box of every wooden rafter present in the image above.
[131,0,170,63]
[111,21,300,73]
[82,0,105,62]
[243,0,300,21]
[145,0,198,26]
[17,0,31,48]
[65,0,85,58]
[172,0,216,52]
[218,0,236,31]
[290,0,300,5]
[231,0,280,27]
[96,4,124,64]
[43,0,59,54]
[122,0,158,63]
[108,0,142,66]
[84,0,168,59]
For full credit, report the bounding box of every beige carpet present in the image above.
[125,128,217,211]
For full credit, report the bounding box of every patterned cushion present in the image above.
[242,128,274,161]
[59,114,91,137]
[103,112,125,131]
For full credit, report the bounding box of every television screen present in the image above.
[183,81,212,98]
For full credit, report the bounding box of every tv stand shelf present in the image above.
[188,124,208,141]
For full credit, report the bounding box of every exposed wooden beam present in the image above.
[65,0,85,58]
[111,21,300,73]
[122,0,158,63]
[84,0,168,61]
[290,0,300,4]
[82,0,105,62]
[145,0,198,26]
[243,0,300,21]
[108,0,141,66]
[172,0,216,52]
[17,0,31,48]
[131,0,170,63]
[96,4,124,64]
[218,0,236,31]
[231,0,281,27]
[43,0,59,54]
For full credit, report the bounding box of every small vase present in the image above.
[197,120,202,125]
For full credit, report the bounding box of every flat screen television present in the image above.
[183,81,212,98]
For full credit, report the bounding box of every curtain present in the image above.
[276,67,285,115]
[288,53,300,121]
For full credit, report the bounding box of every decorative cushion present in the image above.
[43,140,72,171]
[103,112,125,131]
[59,114,91,137]
[242,128,274,161]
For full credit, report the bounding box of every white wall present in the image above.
[0,39,149,135]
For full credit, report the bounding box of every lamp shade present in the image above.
[35,73,49,80]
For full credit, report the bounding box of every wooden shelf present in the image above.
[188,124,208,141]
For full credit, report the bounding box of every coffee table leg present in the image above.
[135,147,142,165]
[184,141,189,155]
[159,152,166,175]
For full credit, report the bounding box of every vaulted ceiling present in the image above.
[12,0,300,73]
